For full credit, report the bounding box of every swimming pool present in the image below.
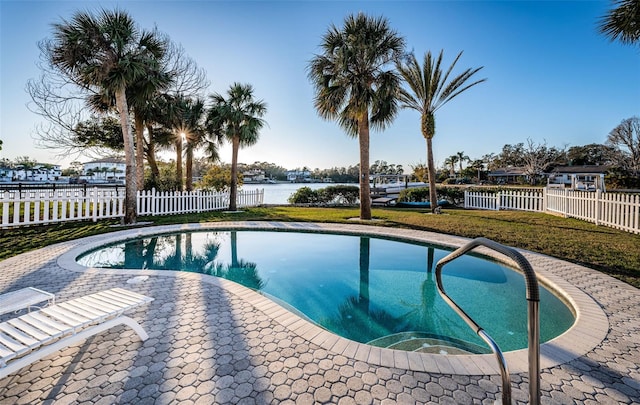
[77,229,575,354]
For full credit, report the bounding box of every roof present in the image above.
[551,165,611,174]
[488,167,527,176]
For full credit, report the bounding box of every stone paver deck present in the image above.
[1,221,639,404]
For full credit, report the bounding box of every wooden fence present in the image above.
[465,188,640,234]
[1,188,264,228]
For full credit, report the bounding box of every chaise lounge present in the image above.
[0,288,153,379]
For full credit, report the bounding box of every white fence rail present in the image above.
[464,189,545,212]
[1,188,264,228]
[1,188,124,228]
[137,188,263,216]
[465,188,640,234]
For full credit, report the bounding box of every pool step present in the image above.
[367,332,485,354]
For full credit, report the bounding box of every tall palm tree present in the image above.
[456,151,470,174]
[178,97,212,191]
[86,66,173,190]
[599,0,640,46]
[128,69,173,190]
[206,83,267,211]
[46,9,167,224]
[396,51,486,212]
[308,13,405,220]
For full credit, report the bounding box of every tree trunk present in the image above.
[358,114,372,220]
[229,136,240,211]
[186,146,193,192]
[115,88,137,224]
[134,112,145,190]
[426,136,438,213]
[145,125,160,180]
[175,136,183,191]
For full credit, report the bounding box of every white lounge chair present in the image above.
[0,288,153,379]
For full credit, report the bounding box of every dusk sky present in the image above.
[1,0,638,171]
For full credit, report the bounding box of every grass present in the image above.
[1,206,639,288]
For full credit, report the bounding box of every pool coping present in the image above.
[57,221,609,376]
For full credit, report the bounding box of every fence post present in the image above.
[594,190,601,226]
[151,188,156,216]
[92,187,98,222]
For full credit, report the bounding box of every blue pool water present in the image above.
[77,230,575,353]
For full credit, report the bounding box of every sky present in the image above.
[1,0,639,171]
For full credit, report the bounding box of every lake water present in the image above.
[240,182,356,205]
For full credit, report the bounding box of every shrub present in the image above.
[288,185,360,205]
[288,187,321,204]
[398,187,430,202]
[397,186,466,206]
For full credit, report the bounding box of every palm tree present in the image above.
[308,13,405,220]
[444,155,459,178]
[46,9,167,224]
[180,97,211,191]
[128,70,173,190]
[206,83,267,211]
[396,51,486,212]
[599,0,640,46]
[456,151,470,174]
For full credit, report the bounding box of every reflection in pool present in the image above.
[77,230,575,353]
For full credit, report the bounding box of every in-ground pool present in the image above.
[77,230,575,354]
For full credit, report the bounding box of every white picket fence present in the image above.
[1,188,264,228]
[464,189,545,212]
[137,188,264,216]
[1,188,125,228]
[465,188,640,234]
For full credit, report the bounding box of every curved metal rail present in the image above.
[435,237,540,405]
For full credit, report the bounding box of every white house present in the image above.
[547,165,609,191]
[82,158,126,183]
[11,164,62,182]
[286,170,312,183]
[243,169,266,183]
[0,167,14,182]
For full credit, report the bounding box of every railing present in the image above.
[1,188,264,228]
[435,237,540,405]
[465,188,640,234]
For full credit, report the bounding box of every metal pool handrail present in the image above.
[434,237,540,405]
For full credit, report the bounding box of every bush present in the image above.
[397,186,466,206]
[288,187,321,204]
[398,187,430,202]
[288,185,360,205]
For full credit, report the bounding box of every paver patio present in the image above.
[1,222,638,404]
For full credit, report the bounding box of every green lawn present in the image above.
[1,206,638,288]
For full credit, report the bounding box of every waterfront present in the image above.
[240,182,354,205]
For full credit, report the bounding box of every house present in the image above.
[11,164,62,182]
[242,169,266,183]
[547,165,609,191]
[487,167,528,185]
[0,167,14,182]
[286,170,312,183]
[82,158,126,183]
